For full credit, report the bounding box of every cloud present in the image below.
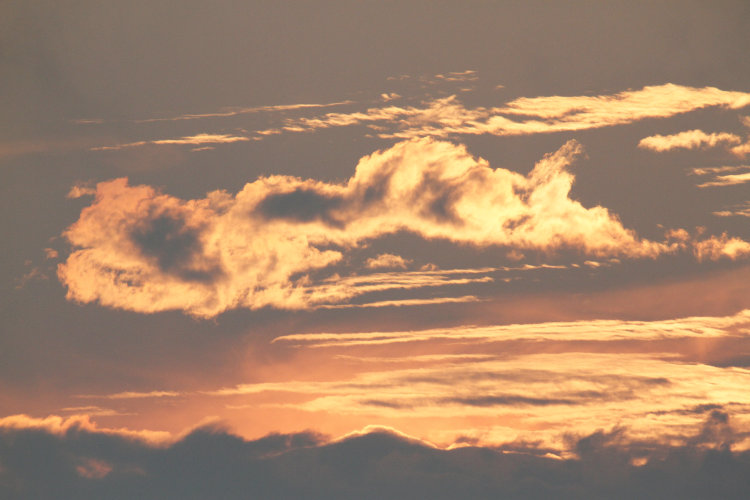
[691,165,750,187]
[253,84,750,140]
[76,390,182,400]
[133,100,354,123]
[67,182,97,199]
[714,201,750,218]
[3,417,750,499]
[60,139,669,317]
[692,234,750,261]
[0,414,169,444]
[364,253,411,269]
[206,350,750,451]
[697,172,750,187]
[92,133,249,151]
[318,295,481,309]
[638,129,742,152]
[273,309,750,348]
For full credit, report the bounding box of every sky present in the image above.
[2,1,750,497]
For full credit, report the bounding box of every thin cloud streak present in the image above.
[273,309,750,348]
[91,133,249,151]
[638,129,742,152]
[316,295,481,309]
[207,352,750,450]
[133,100,354,123]
[697,171,750,188]
[250,84,750,141]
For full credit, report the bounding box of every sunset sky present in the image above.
[3,1,750,497]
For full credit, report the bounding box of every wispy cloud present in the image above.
[251,84,750,140]
[133,100,354,123]
[76,390,182,400]
[695,167,750,187]
[317,295,481,309]
[714,201,750,218]
[273,309,750,348]
[638,129,742,152]
[209,350,750,450]
[92,133,249,151]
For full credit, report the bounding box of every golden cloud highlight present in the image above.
[638,129,742,152]
[59,139,675,316]
[253,84,750,140]
[92,133,249,151]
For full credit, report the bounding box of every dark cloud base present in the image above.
[2,417,750,499]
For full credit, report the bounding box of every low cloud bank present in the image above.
[2,415,749,499]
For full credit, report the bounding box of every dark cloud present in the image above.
[3,419,750,499]
[257,188,345,225]
[130,213,222,283]
[443,395,579,407]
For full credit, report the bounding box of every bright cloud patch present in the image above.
[92,133,249,151]
[638,129,742,152]
[59,139,671,317]
[254,84,750,140]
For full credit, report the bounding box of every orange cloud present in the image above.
[60,139,675,316]
[273,309,750,348]
[692,234,750,261]
[638,129,742,152]
[714,201,750,218]
[365,253,411,269]
[697,170,750,188]
[253,84,750,140]
[92,133,249,151]
[133,100,354,123]
[0,414,170,444]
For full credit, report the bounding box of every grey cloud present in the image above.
[257,188,346,225]
[130,212,223,284]
[3,419,750,499]
[442,395,579,407]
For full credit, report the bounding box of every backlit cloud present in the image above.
[253,84,750,140]
[364,253,411,269]
[133,100,354,123]
[60,139,671,317]
[638,129,742,152]
[695,166,750,187]
[92,133,249,151]
[3,419,749,499]
[714,201,750,218]
[273,309,750,348]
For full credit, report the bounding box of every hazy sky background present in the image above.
[3,1,750,497]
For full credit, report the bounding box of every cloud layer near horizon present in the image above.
[2,414,750,500]
[60,138,675,317]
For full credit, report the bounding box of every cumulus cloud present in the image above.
[253,84,750,140]
[60,139,668,317]
[638,129,742,152]
[692,234,750,261]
